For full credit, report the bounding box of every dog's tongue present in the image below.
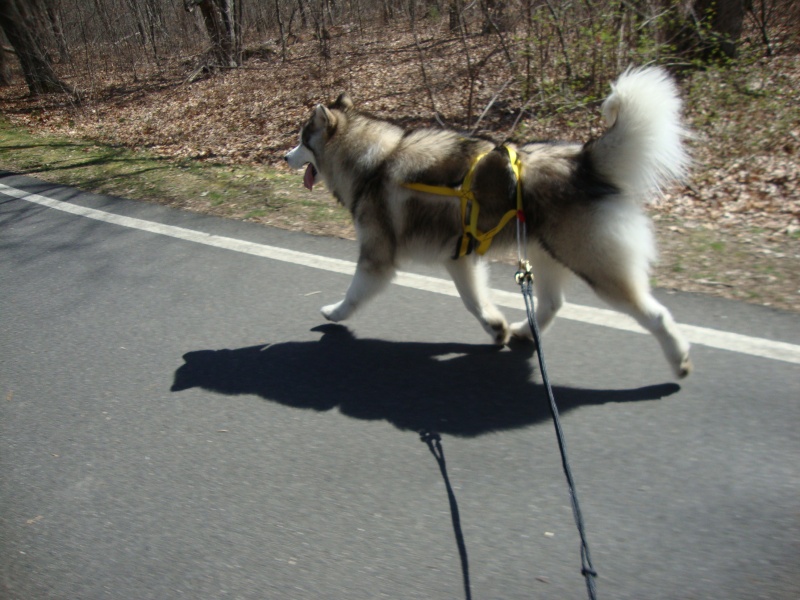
[303,164,316,190]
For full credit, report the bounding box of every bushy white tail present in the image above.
[591,66,689,201]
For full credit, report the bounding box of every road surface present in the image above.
[2,172,798,599]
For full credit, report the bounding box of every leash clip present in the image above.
[515,260,533,285]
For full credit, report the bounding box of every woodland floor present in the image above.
[1,25,798,311]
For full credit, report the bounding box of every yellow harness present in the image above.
[403,145,524,258]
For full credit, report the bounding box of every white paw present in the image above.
[509,320,534,341]
[676,354,693,379]
[321,301,346,322]
[487,319,510,345]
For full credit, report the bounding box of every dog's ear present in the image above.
[313,104,336,130]
[333,92,354,111]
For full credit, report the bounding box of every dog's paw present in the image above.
[488,319,510,345]
[321,301,346,322]
[509,320,534,342]
[676,354,693,379]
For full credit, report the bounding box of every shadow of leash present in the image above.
[421,430,472,600]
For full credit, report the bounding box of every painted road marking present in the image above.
[3,181,799,365]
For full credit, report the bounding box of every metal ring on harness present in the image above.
[515,259,533,285]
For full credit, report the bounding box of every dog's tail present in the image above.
[590,66,689,201]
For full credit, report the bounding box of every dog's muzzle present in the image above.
[285,144,318,190]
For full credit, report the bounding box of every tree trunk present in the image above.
[448,0,460,32]
[663,0,746,60]
[185,0,242,68]
[43,0,70,63]
[695,0,745,58]
[0,0,72,95]
[0,43,12,86]
[275,0,287,61]
[382,0,394,25]
[480,0,510,34]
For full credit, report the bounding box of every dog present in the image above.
[285,67,692,378]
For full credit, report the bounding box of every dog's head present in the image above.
[285,93,354,190]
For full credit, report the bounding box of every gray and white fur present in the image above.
[286,67,692,378]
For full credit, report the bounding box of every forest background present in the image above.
[1,0,798,310]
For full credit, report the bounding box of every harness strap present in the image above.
[403,145,524,259]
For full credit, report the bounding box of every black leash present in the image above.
[518,270,599,600]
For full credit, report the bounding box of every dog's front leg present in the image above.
[321,253,396,322]
[445,257,509,344]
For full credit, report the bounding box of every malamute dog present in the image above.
[285,67,692,378]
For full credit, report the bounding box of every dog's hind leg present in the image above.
[321,254,396,323]
[593,276,692,379]
[445,257,509,344]
[510,247,571,341]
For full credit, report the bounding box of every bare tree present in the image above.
[0,0,72,94]
[184,0,243,68]
[296,0,308,29]
[698,0,745,58]
[0,39,12,85]
[448,0,460,32]
[40,0,69,63]
[125,0,166,67]
[664,0,747,60]
[479,0,510,34]
[275,0,287,61]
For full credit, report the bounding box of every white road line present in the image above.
[4,181,800,366]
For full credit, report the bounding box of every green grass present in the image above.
[708,241,726,253]
[0,117,350,231]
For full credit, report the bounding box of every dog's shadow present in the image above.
[171,324,679,437]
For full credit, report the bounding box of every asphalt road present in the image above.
[2,172,799,600]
